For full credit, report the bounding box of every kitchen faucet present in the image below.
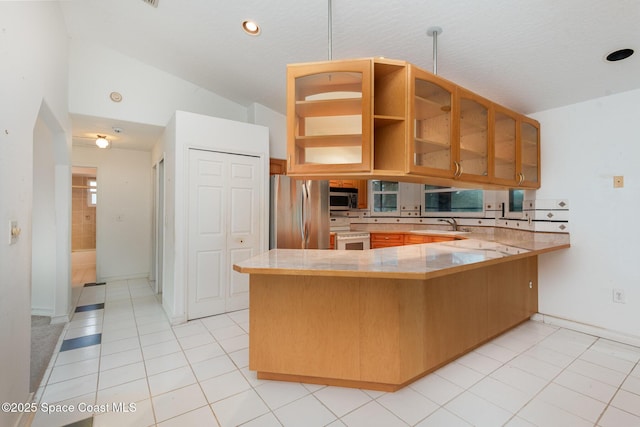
[438,218,458,231]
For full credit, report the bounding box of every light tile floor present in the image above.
[31,279,640,427]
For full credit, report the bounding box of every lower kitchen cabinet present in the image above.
[370,232,404,248]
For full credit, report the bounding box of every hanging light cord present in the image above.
[328,0,333,60]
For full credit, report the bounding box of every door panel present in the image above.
[188,149,261,319]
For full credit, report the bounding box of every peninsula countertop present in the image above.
[233,234,570,280]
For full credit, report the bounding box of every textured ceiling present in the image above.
[61,0,640,149]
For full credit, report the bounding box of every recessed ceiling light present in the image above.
[242,20,260,36]
[606,48,634,62]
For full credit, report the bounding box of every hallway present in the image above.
[31,280,640,427]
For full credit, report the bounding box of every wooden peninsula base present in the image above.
[249,256,538,391]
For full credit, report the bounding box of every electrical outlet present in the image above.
[613,288,626,304]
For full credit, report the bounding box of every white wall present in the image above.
[532,88,640,341]
[69,40,248,127]
[248,103,287,159]
[0,3,69,426]
[72,147,152,281]
[162,111,269,324]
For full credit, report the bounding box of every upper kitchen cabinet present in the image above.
[518,117,540,188]
[409,65,455,178]
[287,58,408,176]
[492,106,540,189]
[287,59,373,174]
[286,58,540,189]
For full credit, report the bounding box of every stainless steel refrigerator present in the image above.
[270,175,329,249]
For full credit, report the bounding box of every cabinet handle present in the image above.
[454,161,460,177]
[518,173,525,185]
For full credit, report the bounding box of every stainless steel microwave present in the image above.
[329,188,358,210]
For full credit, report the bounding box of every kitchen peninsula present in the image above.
[233,234,569,391]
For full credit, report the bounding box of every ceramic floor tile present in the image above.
[148,365,197,396]
[156,405,219,427]
[200,314,236,331]
[313,386,372,418]
[621,374,640,395]
[456,350,504,375]
[598,405,640,427]
[139,329,176,347]
[632,363,640,378]
[553,369,618,403]
[409,373,465,405]
[490,334,535,353]
[171,321,207,338]
[524,344,576,368]
[93,398,156,427]
[504,416,537,427]
[100,336,141,357]
[41,373,99,403]
[227,309,249,324]
[53,344,101,366]
[610,389,640,417]
[435,362,485,389]
[273,394,336,427]
[507,354,563,381]
[48,357,99,384]
[102,327,139,343]
[60,333,102,352]
[100,347,143,371]
[211,389,269,427]
[98,361,146,390]
[144,351,189,376]
[469,376,532,413]
[136,319,172,335]
[579,348,636,374]
[339,400,404,427]
[566,358,627,388]
[30,392,96,427]
[228,348,249,368]
[415,408,472,427]
[536,382,606,423]
[490,364,548,396]
[445,391,513,427]
[218,334,249,353]
[152,384,208,423]
[190,353,237,382]
[240,411,282,427]
[200,369,251,403]
[517,397,593,427]
[177,331,216,350]
[184,342,226,364]
[96,377,151,406]
[141,339,182,360]
[590,338,640,363]
[210,324,246,341]
[377,386,439,425]
[240,367,268,388]
[473,342,519,363]
[254,380,310,410]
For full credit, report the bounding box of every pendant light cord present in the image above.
[328,0,333,60]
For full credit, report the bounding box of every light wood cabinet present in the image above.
[269,158,287,175]
[287,58,540,189]
[403,234,432,245]
[492,107,540,188]
[329,233,335,250]
[331,179,369,209]
[370,232,404,248]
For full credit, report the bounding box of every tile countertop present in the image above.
[233,234,570,280]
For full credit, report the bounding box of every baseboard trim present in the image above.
[533,313,640,347]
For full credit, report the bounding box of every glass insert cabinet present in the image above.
[286,57,540,189]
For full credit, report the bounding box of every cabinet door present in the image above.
[409,66,456,178]
[518,118,540,188]
[457,88,491,183]
[269,158,287,176]
[356,179,368,209]
[287,60,372,174]
[370,232,404,248]
[492,106,518,185]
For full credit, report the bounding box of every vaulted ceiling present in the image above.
[61,0,640,148]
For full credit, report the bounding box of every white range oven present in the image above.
[330,216,371,250]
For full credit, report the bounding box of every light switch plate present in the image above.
[614,176,624,188]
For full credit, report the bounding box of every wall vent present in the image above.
[141,0,159,8]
